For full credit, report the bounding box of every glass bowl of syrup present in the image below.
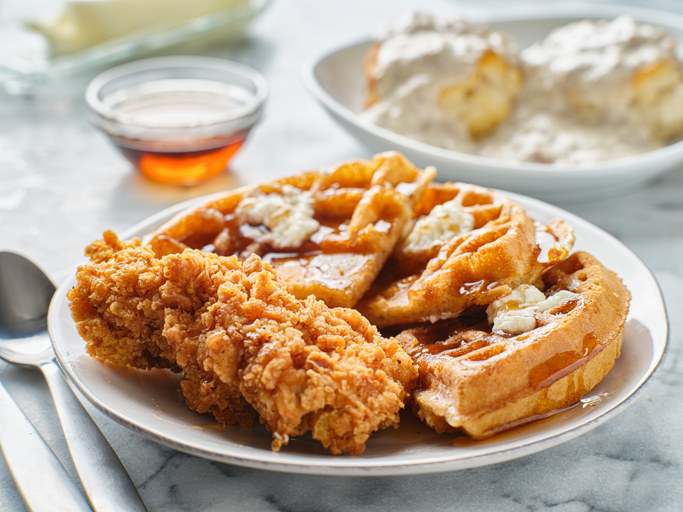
[85,56,267,184]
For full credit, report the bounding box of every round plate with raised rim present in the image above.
[48,191,668,475]
[304,5,683,202]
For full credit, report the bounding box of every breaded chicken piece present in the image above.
[69,231,172,369]
[68,230,255,426]
[69,231,417,454]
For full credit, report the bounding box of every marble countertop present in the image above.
[1,0,681,510]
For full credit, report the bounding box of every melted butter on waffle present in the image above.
[148,152,435,308]
[357,182,575,328]
[487,284,579,335]
[400,195,474,253]
[236,184,320,249]
[396,252,630,439]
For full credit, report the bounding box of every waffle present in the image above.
[364,13,523,139]
[148,152,435,308]
[389,182,513,276]
[356,183,575,327]
[396,251,631,438]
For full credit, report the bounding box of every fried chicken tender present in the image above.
[69,231,417,454]
[69,231,173,370]
[69,231,254,426]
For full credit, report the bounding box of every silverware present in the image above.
[0,380,91,512]
[0,251,147,512]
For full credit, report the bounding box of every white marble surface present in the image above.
[1,0,682,510]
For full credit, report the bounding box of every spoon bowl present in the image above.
[0,251,54,338]
[0,251,148,511]
[0,251,56,365]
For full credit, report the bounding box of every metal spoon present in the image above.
[0,251,147,512]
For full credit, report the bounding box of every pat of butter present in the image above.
[27,0,246,56]
[401,197,474,252]
[487,284,579,335]
[237,185,320,249]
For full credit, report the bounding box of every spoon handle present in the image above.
[0,381,92,512]
[40,361,148,512]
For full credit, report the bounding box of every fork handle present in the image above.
[40,361,148,512]
[0,381,92,512]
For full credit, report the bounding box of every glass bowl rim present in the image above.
[84,55,268,130]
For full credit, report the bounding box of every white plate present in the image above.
[304,5,683,202]
[48,192,668,475]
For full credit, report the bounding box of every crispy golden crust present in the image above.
[68,231,173,370]
[357,188,574,328]
[69,231,255,426]
[69,232,418,454]
[396,251,631,438]
[207,294,418,454]
[148,152,435,309]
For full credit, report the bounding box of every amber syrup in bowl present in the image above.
[86,56,267,185]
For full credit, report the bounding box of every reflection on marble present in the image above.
[1,0,682,510]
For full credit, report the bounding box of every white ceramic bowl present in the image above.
[304,5,683,202]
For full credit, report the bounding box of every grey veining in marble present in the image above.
[1,0,682,510]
